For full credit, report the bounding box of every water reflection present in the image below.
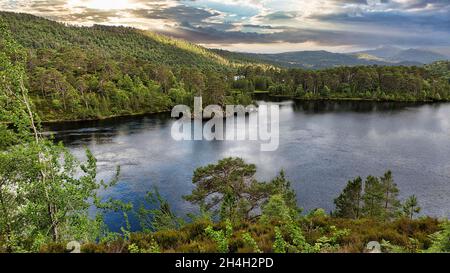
[45,100,450,231]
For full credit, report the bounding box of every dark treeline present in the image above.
[1,12,450,122]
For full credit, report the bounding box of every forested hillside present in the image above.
[0,12,262,121]
[1,12,450,122]
[2,12,236,69]
[426,61,450,82]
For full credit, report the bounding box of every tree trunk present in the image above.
[20,80,59,241]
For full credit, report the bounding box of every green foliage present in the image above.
[402,195,421,220]
[427,221,450,253]
[168,86,192,106]
[334,171,401,220]
[334,177,363,219]
[425,61,450,83]
[185,158,305,227]
[362,176,385,219]
[184,158,302,225]
[0,18,36,144]
[261,195,310,252]
[26,46,173,121]
[1,12,234,70]
[261,195,295,224]
[184,158,267,222]
[242,232,262,253]
[381,237,421,253]
[273,217,348,253]
[263,194,347,253]
[273,227,287,253]
[381,239,407,253]
[137,187,183,232]
[205,219,233,253]
[128,239,160,253]
[0,20,117,252]
[35,215,441,253]
[380,170,401,219]
[0,12,255,121]
[267,170,299,212]
[237,64,450,102]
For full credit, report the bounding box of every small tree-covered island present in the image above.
[1,11,450,253]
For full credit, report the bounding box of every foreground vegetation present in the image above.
[26,159,450,254]
[1,12,450,122]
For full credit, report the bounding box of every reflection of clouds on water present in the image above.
[47,101,450,229]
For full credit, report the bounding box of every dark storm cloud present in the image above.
[130,4,234,30]
[329,0,369,4]
[260,11,299,21]
[131,5,219,22]
[400,0,450,9]
[310,2,450,32]
[158,19,449,48]
[240,24,280,30]
[325,0,449,9]
[149,0,450,48]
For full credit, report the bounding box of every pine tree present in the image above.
[183,157,269,221]
[333,177,363,219]
[269,170,298,212]
[362,176,385,219]
[380,170,401,219]
[403,195,421,220]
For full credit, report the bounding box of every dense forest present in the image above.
[1,13,450,253]
[235,63,450,101]
[0,12,450,122]
[0,12,260,121]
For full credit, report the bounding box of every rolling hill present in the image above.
[214,49,422,69]
[391,49,448,64]
[0,11,258,71]
[355,46,449,64]
[356,46,403,59]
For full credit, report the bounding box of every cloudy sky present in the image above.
[1,0,449,53]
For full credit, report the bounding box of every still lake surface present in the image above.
[46,100,450,230]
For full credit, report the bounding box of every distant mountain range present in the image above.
[215,46,450,69]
